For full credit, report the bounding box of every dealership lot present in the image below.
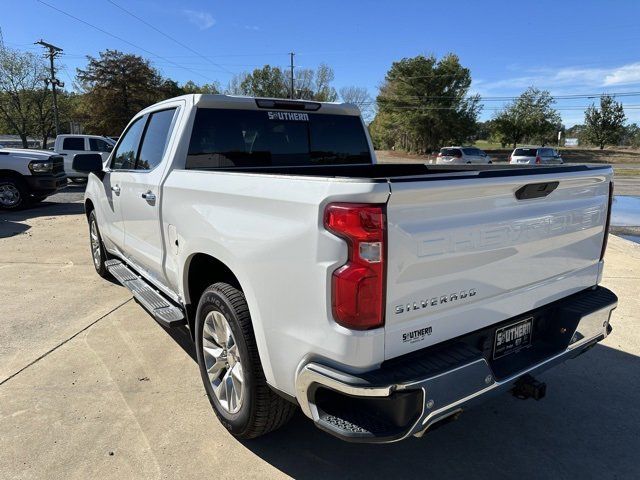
[1,191,639,479]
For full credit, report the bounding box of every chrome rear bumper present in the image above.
[295,287,617,443]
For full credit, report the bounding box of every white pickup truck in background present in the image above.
[77,94,618,443]
[0,148,66,209]
[53,134,115,182]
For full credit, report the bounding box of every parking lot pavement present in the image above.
[1,200,640,479]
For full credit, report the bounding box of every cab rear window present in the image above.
[440,148,462,156]
[186,109,371,169]
[513,148,538,156]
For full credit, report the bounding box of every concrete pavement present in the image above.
[1,198,639,479]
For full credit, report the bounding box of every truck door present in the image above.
[97,117,146,253]
[119,107,179,288]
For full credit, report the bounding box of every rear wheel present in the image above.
[0,177,29,210]
[195,282,296,439]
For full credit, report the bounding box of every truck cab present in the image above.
[54,134,115,182]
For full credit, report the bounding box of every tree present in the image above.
[76,50,164,135]
[584,95,627,149]
[181,80,220,94]
[373,54,481,153]
[234,65,289,98]
[0,44,48,147]
[339,86,374,122]
[227,63,338,101]
[491,87,561,148]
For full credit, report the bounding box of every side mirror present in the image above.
[73,153,103,173]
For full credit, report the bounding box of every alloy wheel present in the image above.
[0,184,21,207]
[202,310,244,414]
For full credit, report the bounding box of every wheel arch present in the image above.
[84,198,95,219]
[183,252,243,332]
[0,169,26,181]
[181,251,277,388]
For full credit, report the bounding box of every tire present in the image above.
[88,210,110,278]
[195,282,296,439]
[0,176,29,210]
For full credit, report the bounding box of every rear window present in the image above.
[63,137,85,150]
[186,109,371,169]
[440,148,462,156]
[513,148,538,156]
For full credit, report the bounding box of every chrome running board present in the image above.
[105,259,186,328]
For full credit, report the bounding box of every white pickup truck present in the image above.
[78,94,618,443]
[0,148,66,209]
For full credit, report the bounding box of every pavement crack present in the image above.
[0,298,133,387]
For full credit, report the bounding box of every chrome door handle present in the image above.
[141,191,156,203]
[111,185,120,195]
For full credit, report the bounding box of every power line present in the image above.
[105,0,233,76]
[36,0,221,83]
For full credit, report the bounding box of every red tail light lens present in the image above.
[324,203,386,330]
[535,156,541,164]
[600,181,614,261]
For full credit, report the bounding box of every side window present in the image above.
[63,137,85,150]
[110,117,145,170]
[136,108,177,170]
[89,138,113,152]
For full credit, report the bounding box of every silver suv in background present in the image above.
[510,147,563,165]
[436,146,492,164]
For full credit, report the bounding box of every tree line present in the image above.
[0,42,633,151]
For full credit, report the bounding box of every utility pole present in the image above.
[289,52,295,99]
[35,39,64,136]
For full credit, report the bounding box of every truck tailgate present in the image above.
[384,167,612,359]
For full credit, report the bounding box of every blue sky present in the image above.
[3,0,640,126]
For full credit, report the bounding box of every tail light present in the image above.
[535,156,541,164]
[324,203,386,330]
[600,181,614,261]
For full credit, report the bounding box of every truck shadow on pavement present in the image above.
[163,329,639,480]
[0,200,85,238]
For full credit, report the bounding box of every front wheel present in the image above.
[88,210,110,278]
[195,282,296,439]
[0,177,29,210]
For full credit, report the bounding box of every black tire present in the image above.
[195,282,296,439]
[88,210,110,278]
[0,176,29,210]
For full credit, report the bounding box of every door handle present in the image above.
[111,185,120,195]
[141,191,156,203]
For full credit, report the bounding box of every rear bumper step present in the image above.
[105,259,186,328]
[295,286,617,443]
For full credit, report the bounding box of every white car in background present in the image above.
[54,134,115,182]
[509,147,563,165]
[436,146,492,164]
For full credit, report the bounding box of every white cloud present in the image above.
[603,62,640,86]
[475,61,640,95]
[182,10,215,30]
